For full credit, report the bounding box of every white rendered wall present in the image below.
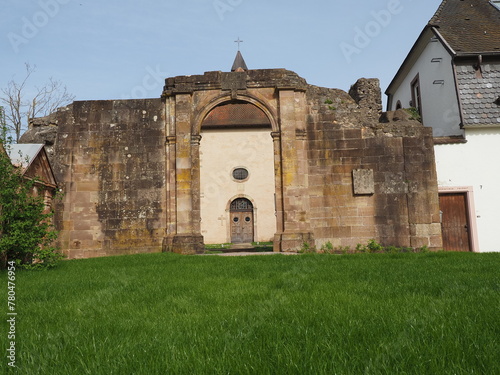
[435,128,500,252]
[199,128,276,244]
[390,39,463,137]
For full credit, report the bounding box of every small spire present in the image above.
[231,50,248,72]
[231,38,248,72]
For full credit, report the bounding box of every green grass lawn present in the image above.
[2,252,499,374]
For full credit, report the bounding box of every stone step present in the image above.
[230,243,255,250]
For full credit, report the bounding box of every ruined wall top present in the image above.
[162,70,388,126]
[162,69,309,97]
[348,78,382,115]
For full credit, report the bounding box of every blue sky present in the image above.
[2,0,442,108]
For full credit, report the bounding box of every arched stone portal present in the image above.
[162,70,320,254]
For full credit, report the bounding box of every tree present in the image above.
[0,63,74,142]
[0,106,8,143]
[0,123,62,269]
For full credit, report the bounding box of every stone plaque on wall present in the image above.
[352,169,374,195]
[221,72,247,91]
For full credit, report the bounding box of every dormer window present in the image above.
[490,1,500,11]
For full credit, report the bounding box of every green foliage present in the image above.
[319,241,334,253]
[367,238,384,253]
[356,242,367,253]
[324,98,337,111]
[315,239,430,254]
[0,106,12,145]
[405,107,422,122]
[299,241,316,253]
[0,137,62,269]
[385,245,400,254]
[338,245,351,254]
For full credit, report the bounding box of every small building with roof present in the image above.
[5,143,58,213]
[385,0,500,252]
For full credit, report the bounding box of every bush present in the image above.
[366,239,384,253]
[299,242,316,253]
[0,144,62,269]
[312,239,431,255]
[319,241,334,253]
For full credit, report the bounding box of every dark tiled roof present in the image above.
[429,0,500,54]
[231,51,248,72]
[456,62,500,125]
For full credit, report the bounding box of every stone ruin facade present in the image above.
[22,68,443,258]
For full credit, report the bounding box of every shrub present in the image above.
[366,239,384,253]
[405,107,422,122]
[300,242,316,253]
[0,143,62,269]
[320,241,334,253]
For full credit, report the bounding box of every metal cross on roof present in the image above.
[234,37,243,51]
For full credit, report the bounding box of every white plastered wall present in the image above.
[390,38,463,137]
[199,128,276,244]
[435,128,500,252]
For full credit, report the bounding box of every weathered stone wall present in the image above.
[305,87,442,250]
[25,69,442,258]
[53,99,166,258]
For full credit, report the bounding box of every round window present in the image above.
[245,217,251,222]
[232,168,249,181]
[233,217,239,223]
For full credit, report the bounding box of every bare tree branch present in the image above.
[0,63,75,142]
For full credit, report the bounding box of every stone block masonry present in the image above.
[53,99,167,258]
[27,68,442,258]
[304,80,441,250]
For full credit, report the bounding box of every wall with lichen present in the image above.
[305,82,442,250]
[53,99,166,259]
[45,69,442,258]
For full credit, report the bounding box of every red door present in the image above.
[439,193,471,252]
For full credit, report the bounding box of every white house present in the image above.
[385,0,500,252]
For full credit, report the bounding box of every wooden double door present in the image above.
[230,198,254,244]
[439,193,471,252]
